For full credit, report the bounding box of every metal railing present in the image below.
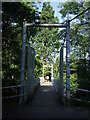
[71,87,90,103]
[71,87,90,93]
[52,78,90,103]
[2,85,25,89]
[2,78,40,100]
[2,84,26,99]
[52,78,59,92]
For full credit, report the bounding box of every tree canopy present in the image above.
[31,2,60,77]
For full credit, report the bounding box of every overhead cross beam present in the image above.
[25,23,67,28]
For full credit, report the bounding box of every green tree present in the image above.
[58,1,90,101]
[2,2,38,88]
[31,2,60,77]
[58,1,90,59]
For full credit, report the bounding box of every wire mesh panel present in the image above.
[26,44,36,98]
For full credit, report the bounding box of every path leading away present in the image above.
[3,82,88,119]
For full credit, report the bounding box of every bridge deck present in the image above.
[3,82,88,119]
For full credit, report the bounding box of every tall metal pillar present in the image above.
[19,21,26,105]
[66,20,70,106]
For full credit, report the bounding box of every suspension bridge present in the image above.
[2,6,90,119]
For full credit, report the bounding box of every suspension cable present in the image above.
[69,6,90,22]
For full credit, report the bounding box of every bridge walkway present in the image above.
[3,82,88,119]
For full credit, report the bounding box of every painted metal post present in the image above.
[87,25,90,60]
[66,20,70,106]
[88,8,90,60]
[52,64,53,80]
[43,64,44,82]
[19,21,26,105]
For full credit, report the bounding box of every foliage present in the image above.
[76,59,90,90]
[58,1,90,99]
[31,2,60,77]
[58,1,90,59]
[34,56,43,77]
[2,25,22,86]
[2,2,37,87]
[2,1,90,104]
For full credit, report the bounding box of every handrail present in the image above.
[2,94,25,99]
[73,98,90,103]
[2,79,40,100]
[2,84,26,100]
[1,84,26,89]
[71,87,90,93]
[52,79,89,104]
[53,79,90,93]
